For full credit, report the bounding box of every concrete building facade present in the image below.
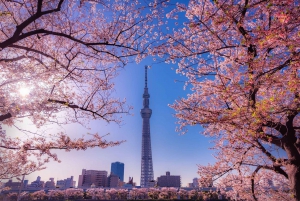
[78,169,107,188]
[157,171,181,187]
[107,173,120,187]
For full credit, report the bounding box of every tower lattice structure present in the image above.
[140,66,154,187]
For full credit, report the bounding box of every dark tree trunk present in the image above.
[284,113,300,200]
[287,164,300,201]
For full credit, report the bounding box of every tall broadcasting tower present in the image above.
[140,65,154,187]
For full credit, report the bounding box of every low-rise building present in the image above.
[193,178,199,187]
[56,176,75,189]
[5,180,22,190]
[27,176,45,189]
[107,173,120,187]
[44,178,55,189]
[78,169,107,188]
[157,171,181,187]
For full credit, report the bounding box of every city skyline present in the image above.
[3,59,215,187]
[4,169,196,189]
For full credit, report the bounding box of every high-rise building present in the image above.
[157,171,181,187]
[140,66,154,187]
[78,169,107,188]
[111,162,124,182]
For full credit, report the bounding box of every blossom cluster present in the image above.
[159,0,300,200]
[5,188,222,201]
[0,0,166,180]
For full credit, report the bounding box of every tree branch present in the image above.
[47,98,127,122]
[255,140,289,179]
[256,140,277,163]
[8,44,67,68]
[251,165,261,201]
[263,121,287,136]
[260,133,283,148]
[0,0,65,49]
[256,51,300,80]
[0,113,12,121]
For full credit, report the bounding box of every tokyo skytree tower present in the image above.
[140,65,154,187]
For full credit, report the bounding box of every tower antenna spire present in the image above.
[145,65,149,88]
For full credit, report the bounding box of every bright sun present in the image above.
[19,87,30,96]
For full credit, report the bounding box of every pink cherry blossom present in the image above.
[0,0,165,180]
[159,0,300,200]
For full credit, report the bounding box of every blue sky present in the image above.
[11,58,216,187]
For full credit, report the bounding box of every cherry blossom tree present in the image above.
[158,187,177,200]
[128,188,150,200]
[7,192,18,201]
[147,187,160,200]
[160,0,300,200]
[47,189,65,200]
[177,189,188,200]
[217,170,291,200]
[0,0,166,179]
[137,188,149,200]
[86,188,107,200]
[65,188,84,200]
[188,189,203,201]
[116,188,128,200]
[29,190,48,200]
[105,188,117,200]
[17,192,30,201]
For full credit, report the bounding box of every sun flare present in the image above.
[19,87,30,96]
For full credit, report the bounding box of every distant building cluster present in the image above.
[77,162,126,188]
[4,175,76,191]
[4,162,131,190]
[4,162,213,191]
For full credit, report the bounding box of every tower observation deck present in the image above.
[140,66,154,187]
